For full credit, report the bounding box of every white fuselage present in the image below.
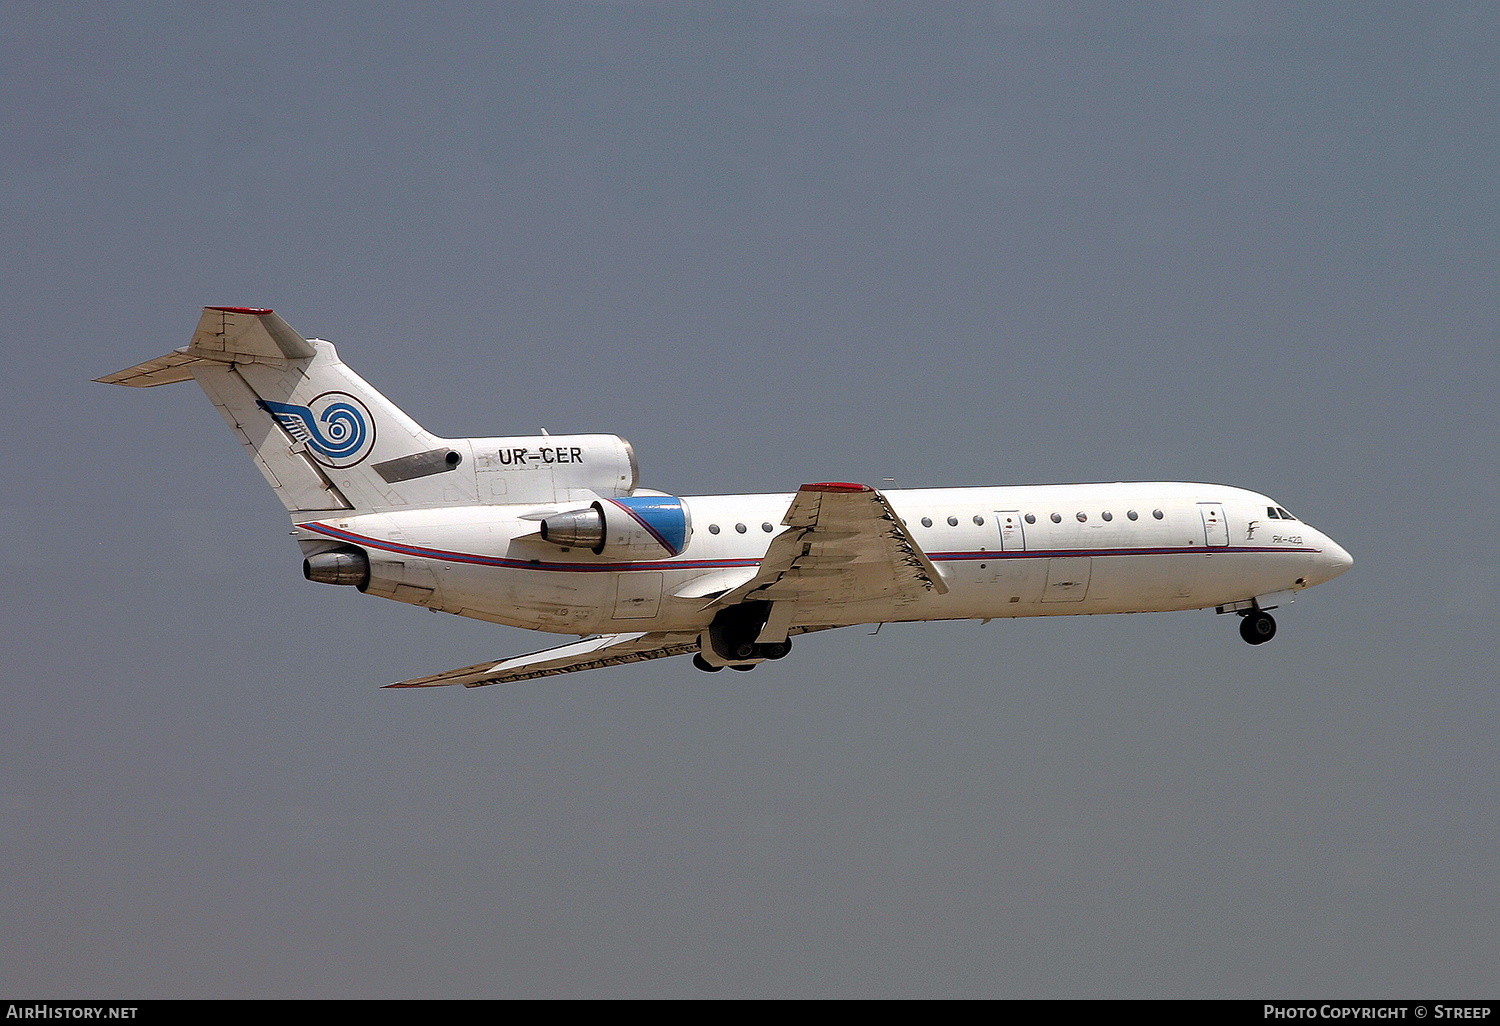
[296,480,1353,636]
[102,308,1356,684]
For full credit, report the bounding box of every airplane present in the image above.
[98,306,1354,689]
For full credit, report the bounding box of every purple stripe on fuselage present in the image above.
[306,522,1319,575]
[305,523,755,573]
[930,545,1319,561]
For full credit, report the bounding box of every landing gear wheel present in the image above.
[759,640,792,660]
[693,653,722,673]
[1240,610,1276,645]
[707,601,772,664]
[730,664,756,672]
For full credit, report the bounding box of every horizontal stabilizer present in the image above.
[97,307,316,387]
[94,349,201,387]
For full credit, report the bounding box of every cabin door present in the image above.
[1199,502,1229,547]
[995,511,1026,551]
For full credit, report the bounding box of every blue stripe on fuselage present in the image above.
[305,523,1317,575]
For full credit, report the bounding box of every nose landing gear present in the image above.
[1239,609,1277,645]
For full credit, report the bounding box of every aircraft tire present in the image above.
[1240,610,1276,645]
[759,640,791,660]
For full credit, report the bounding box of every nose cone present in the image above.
[1318,536,1354,581]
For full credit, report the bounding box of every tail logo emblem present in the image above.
[259,392,376,468]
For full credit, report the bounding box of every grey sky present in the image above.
[3,1,1497,997]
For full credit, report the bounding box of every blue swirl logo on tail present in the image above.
[259,391,377,468]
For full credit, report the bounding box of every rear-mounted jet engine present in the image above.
[540,494,692,557]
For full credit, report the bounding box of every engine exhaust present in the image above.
[303,549,370,589]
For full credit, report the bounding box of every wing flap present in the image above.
[671,566,759,600]
[384,631,701,689]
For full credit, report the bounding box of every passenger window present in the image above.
[973,515,985,526]
[1050,513,1062,524]
[947,516,959,527]
[1076,512,1087,522]
[762,522,773,532]
[735,523,747,533]
[709,524,720,534]
[1024,513,1036,524]
[1101,511,1113,522]
[1127,510,1138,521]
[1152,509,1164,520]
[921,517,933,528]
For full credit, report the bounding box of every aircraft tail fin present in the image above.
[97,307,474,514]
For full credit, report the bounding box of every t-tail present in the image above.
[96,307,640,517]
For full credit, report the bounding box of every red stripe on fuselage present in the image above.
[304,522,1319,575]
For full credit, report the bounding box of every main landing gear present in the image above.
[692,602,793,672]
[1239,609,1277,645]
[693,639,792,673]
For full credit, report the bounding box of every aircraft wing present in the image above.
[383,631,703,689]
[711,481,948,610]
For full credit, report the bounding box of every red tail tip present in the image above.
[801,481,872,493]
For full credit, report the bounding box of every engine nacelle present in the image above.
[539,495,692,558]
[304,548,370,588]
[302,544,438,607]
[540,507,606,550]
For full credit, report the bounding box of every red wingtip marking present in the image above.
[207,306,274,315]
[801,481,872,493]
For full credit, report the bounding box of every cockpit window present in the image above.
[1267,506,1281,519]
[1275,507,1297,521]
